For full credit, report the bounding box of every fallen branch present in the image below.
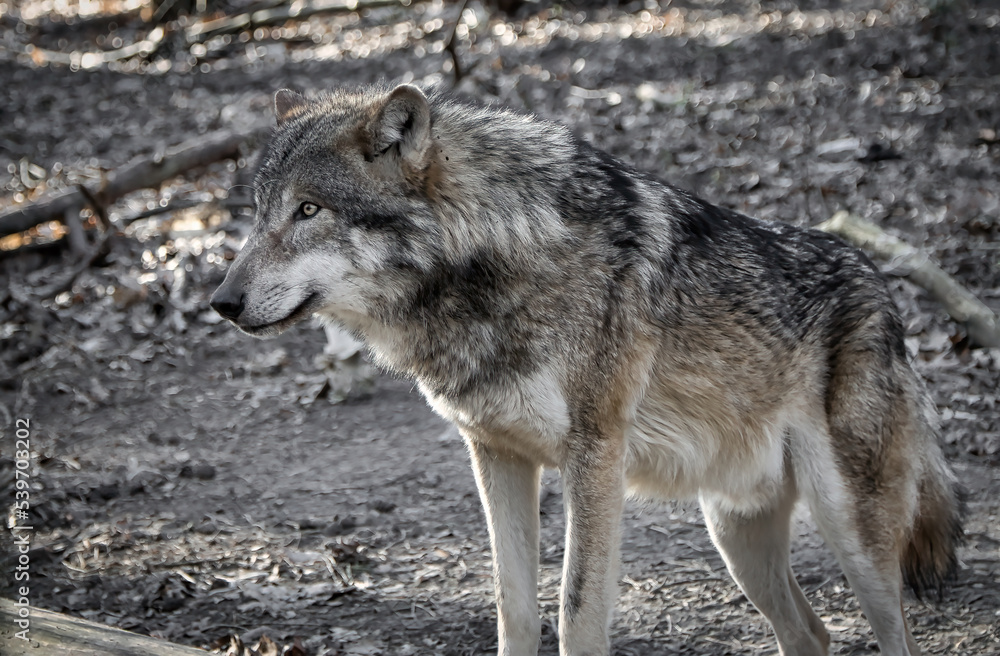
[2,26,166,68]
[1,0,412,70]
[0,127,263,238]
[186,0,406,42]
[22,8,144,36]
[0,236,63,260]
[815,211,1000,348]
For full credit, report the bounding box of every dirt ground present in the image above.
[1,1,999,654]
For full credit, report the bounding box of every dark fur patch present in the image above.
[593,149,640,205]
[559,142,648,266]
[563,567,586,617]
[903,479,966,598]
[408,249,505,318]
[349,212,417,239]
[397,249,539,397]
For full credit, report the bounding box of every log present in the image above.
[815,210,1000,348]
[0,597,209,655]
[0,128,261,238]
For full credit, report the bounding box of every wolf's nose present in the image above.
[210,288,245,321]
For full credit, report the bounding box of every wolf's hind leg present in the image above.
[809,347,925,656]
[700,473,830,656]
[804,474,919,656]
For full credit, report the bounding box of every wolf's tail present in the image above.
[900,442,965,597]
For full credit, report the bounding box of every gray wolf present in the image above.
[210,84,963,656]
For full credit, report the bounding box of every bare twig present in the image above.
[34,230,114,299]
[151,0,182,24]
[120,198,208,226]
[63,204,89,256]
[76,183,110,230]
[445,0,470,84]
[815,211,1000,348]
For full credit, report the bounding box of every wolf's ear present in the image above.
[368,84,431,164]
[274,89,307,124]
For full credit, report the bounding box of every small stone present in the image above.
[179,464,216,480]
[195,521,218,534]
[370,499,396,513]
[90,483,120,501]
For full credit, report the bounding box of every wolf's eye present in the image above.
[298,202,320,219]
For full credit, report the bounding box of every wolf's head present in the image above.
[210,84,444,338]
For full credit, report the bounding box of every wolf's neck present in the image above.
[430,101,573,208]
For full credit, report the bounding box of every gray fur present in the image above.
[211,84,962,656]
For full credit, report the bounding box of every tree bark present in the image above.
[0,597,210,655]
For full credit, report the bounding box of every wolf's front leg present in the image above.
[468,439,542,656]
[559,438,626,656]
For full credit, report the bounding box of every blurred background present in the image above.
[1,1,998,654]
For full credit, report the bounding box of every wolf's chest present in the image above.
[417,368,571,466]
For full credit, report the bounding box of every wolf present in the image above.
[210,83,963,656]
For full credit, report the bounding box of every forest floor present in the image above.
[1,1,998,654]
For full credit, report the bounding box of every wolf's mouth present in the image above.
[239,292,320,337]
